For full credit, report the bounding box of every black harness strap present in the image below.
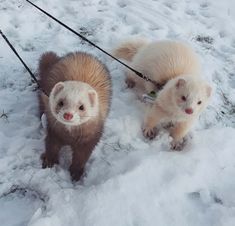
[0,30,48,96]
[26,0,156,85]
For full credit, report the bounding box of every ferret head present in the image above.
[172,77,212,116]
[49,81,99,126]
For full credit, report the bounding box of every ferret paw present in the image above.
[41,153,58,168]
[170,138,187,151]
[142,126,158,140]
[69,167,84,181]
[125,78,135,88]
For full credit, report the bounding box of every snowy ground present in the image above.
[0,0,235,225]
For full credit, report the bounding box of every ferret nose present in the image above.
[185,108,193,114]
[63,112,73,121]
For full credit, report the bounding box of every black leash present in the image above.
[26,0,155,85]
[0,30,48,96]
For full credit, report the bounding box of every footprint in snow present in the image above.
[149,24,163,31]
[99,0,108,6]
[185,9,196,16]
[200,11,212,18]
[200,2,210,9]
[117,0,127,8]
[164,1,177,10]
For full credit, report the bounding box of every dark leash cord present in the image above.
[26,0,156,85]
[0,30,48,96]
[0,1,157,98]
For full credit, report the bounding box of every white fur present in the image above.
[157,75,211,121]
[119,40,201,95]
[49,81,99,127]
[114,40,211,148]
[115,39,212,149]
[142,75,212,149]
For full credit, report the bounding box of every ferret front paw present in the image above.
[170,138,187,151]
[142,126,158,140]
[41,152,58,168]
[69,167,84,181]
[125,78,135,88]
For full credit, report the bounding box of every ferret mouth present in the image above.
[57,115,92,126]
[56,115,81,126]
[60,119,80,126]
[51,110,92,126]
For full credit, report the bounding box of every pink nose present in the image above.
[185,108,193,114]
[63,112,73,121]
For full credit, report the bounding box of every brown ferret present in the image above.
[38,51,112,181]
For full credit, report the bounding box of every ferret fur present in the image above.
[142,75,212,150]
[113,39,201,94]
[38,51,112,180]
[114,39,212,150]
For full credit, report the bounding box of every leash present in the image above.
[26,0,156,85]
[142,82,166,103]
[0,30,48,96]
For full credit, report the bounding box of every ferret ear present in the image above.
[52,82,64,97]
[176,78,186,88]
[88,90,98,107]
[206,85,212,98]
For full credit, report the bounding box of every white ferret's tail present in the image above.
[113,38,149,61]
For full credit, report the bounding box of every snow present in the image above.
[0,188,44,226]
[0,0,235,225]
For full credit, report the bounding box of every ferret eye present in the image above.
[181,96,186,101]
[197,101,202,105]
[58,100,64,107]
[79,105,85,111]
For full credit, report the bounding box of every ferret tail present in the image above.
[38,51,60,77]
[113,38,149,61]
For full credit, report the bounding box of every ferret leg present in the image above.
[70,145,94,181]
[144,82,156,94]
[170,119,193,150]
[125,71,137,88]
[41,133,62,168]
[142,105,165,139]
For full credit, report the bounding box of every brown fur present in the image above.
[38,51,112,181]
[113,39,149,61]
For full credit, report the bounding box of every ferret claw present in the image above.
[41,152,58,168]
[69,167,84,181]
[171,138,187,151]
[142,126,158,140]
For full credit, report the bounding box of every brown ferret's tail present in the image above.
[38,51,60,77]
[113,38,149,61]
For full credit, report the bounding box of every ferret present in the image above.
[38,51,112,180]
[114,39,212,150]
[113,39,201,94]
[142,75,211,150]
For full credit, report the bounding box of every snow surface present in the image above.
[0,0,235,226]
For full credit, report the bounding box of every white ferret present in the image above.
[114,39,212,150]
